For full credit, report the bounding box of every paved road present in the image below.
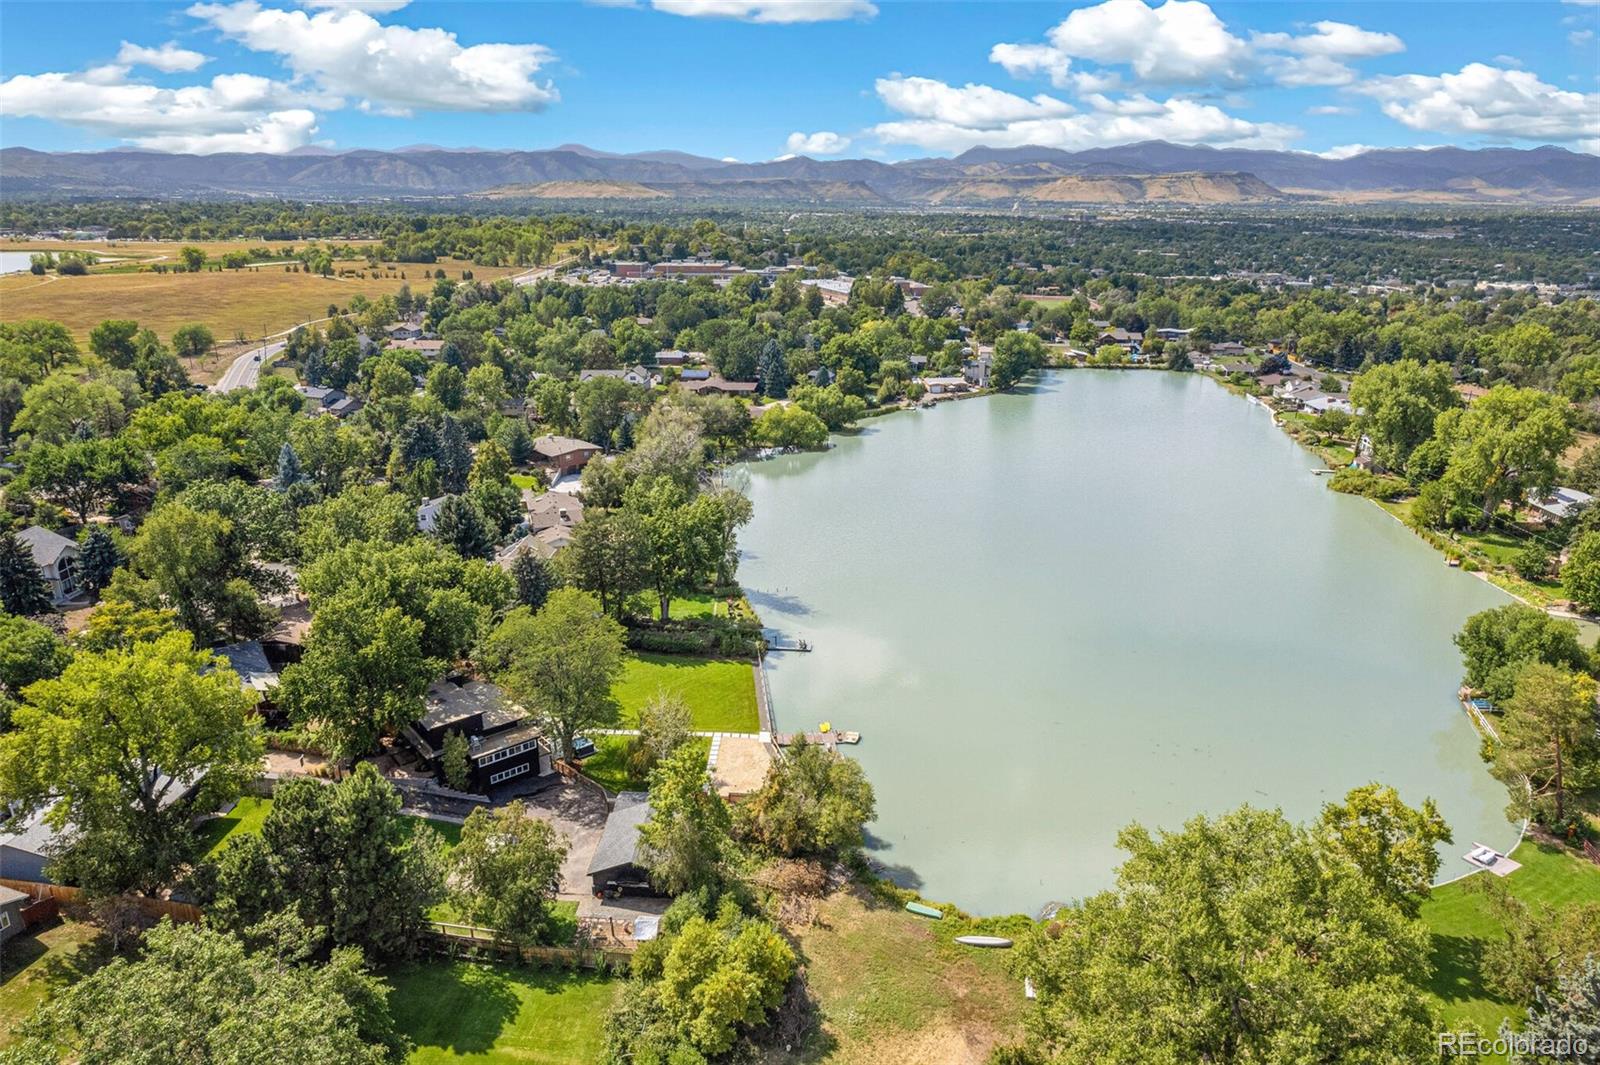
[211,339,286,393]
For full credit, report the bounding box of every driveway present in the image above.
[500,777,612,902]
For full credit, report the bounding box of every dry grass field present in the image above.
[0,255,524,347]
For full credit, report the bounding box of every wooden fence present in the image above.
[0,878,202,924]
[425,921,632,971]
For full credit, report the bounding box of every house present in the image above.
[0,810,54,883]
[496,524,573,566]
[1210,341,1251,357]
[416,496,448,534]
[655,350,691,367]
[680,376,758,397]
[403,678,556,793]
[907,355,929,372]
[389,338,445,355]
[1096,328,1143,347]
[210,640,279,701]
[1153,327,1193,341]
[523,491,584,535]
[624,365,658,388]
[964,354,992,389]
[386,322,423,341]
[295,384,345,412]
[578,369,626,383]
[326,395,363,418]
[1455,383,1491,404]
[1302,394,1354,416]
[533,435,602,476]
[921,376,969,395]
[679,368,711,382]
[1529,487,1594,523]
[587,791,661,897]
[0,885,26,945]
[16,526,80,605]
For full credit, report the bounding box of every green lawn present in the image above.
[508,473,540,490]
[198,796,462,857]
[427,900,579,944]
[624,591,730,621]
[612,653,759,733]
[0,920,105,1049]
[578,734,711,794]
[386,961,616,1064]
[1419,841,1600,1041]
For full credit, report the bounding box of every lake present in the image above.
[0,251,38,275]
[739,370,1519,915]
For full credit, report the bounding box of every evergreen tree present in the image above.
[0,533,52,614]
[395,419,441,474]
[495,419,534,466]
[440,730,470,791]
[77,526,120,593]
[756,338,790,398]
[302,345,326,387]
[275,442,304,492]
[433,495,494,560]
[438,416,471,494]
[510,549,552,611]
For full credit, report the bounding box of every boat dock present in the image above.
[774,730,860,749]
[1459,688,1501,742]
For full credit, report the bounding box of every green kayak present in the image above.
[905,901,942,919]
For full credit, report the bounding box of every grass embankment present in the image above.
[774,887,1030,1065]
[1420,840,1600,1044]
[385,961,615,1065]
[613,653,759,733]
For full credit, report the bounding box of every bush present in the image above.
[1328,468,1409,501]
[1512,542,1552,581]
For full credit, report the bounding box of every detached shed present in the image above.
[587,792,660,898]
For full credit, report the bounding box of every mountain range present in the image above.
[2,142,1596,206]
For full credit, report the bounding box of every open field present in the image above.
[1419,840,1600,1046]
[0,256,524,347]
[386,961,615,1065]
[613,653,760,733]
[2,238,383,259]
[771,887,1029,1065]
[0,919,105,1049]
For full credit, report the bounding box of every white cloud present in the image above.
[647,0,875,23]
[1358,63,1600,144]
[0,67,322,152]
[299,0,411,10]
[1306,104,1356,116]
[187,1,558,115]
[870,74,1298,153]
[115,40,211,73]
[784,130,851,154]
[1317,143,1377,159]
[1570,29,1596,45]
[992,2,1402,91]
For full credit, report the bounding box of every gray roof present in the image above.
[211,641,279,693]
[470,720,544,761]
[524,491,584,533]
[587,791,652,877]
[17,526,78,567]
[533,435,601,459]
[0,885,28,906]
[0,809,58,860]
[419,679,523,733]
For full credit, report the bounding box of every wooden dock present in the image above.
[1459,688,1501,742]
[774,730,860,749]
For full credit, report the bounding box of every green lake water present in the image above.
[738,370,1520,915]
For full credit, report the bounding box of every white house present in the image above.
[1530,487,1594,523]
[16,526,81,605]
[416,496,448,533]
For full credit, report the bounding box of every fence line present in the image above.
[0,877,202,924]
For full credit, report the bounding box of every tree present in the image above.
[741,738,876,859]
[607,899,796,1062]
[756,338,790,398]
[5,919,403,1065]
[568,509,650,620]
[0,532,52,615]
[1314,783,1450,918]
[1468,873,1600,1005]
[630,481,697,621]
[509,548,552,611]
[628,401,706,493]
[1347,359,1457,473]
[1455,604,1593,704]
[1432,387,1572,526]
[14,372,129,444]
[1006,803,1440,1065]
[203,765,446,959]
[1164,347,1193,371]
[1512,955,1600,1057]
[74,527,119,595]
[489,591,625,759]
[171,323,216,362]
[991,331,1046,389]
[18,437,145,524]
[688,485,753,586]
[452,801,570,946]
[88,319,140,369]
[0,613,69,695]
[0,632,261,895]
[275,441,304,492]
[626,690,692,782]
[1494,662,1600,825]
[114,502,277,641]
[440,730,470,791]
[178,245,208,272]
[433,494,495,560]
[751,403,827,449]
[1562,532,1600,614]
[638,744,735,896]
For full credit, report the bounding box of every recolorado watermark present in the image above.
[1439,1031,1590,1058]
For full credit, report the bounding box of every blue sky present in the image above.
[1,0,1596,159]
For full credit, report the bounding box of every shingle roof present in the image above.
[211,641,279,693]
[533,435,601,459]
[587,791,652,877]
[0,885,28,906]
[16,526,77,567]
